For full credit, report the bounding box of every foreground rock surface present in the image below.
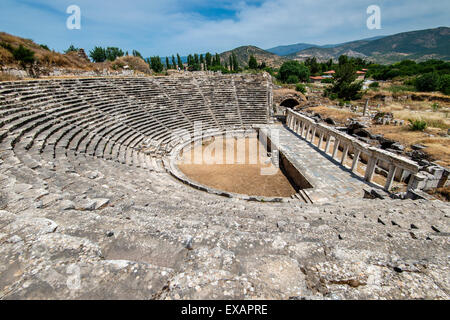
[0,178,449,300]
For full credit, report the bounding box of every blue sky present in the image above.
[0,0,449,57]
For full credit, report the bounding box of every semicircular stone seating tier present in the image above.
[0,74,271,174]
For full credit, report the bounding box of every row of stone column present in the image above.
[286,110,416,192]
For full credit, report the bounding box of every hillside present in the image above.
[219,45,286,68]
[0,32,151,78]
[267,36,386,56]
[0,32,92,70]
[266,43,316,56]
[287,27,450,64]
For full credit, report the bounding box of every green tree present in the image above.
[65,44,78,54]
[232,52,238,72]
[105,47,124,61]
[286,75,299,84]
[177,54,183,69]
[328,62,363,100]
[248,55,258,69]
[150,56,164,73]
[305,57,320,75]
[278,60,310,83]
[338,55,349,66]
[327,59,333,70]
[438,74,450,95]
[415,72,440,92]
[89,47,107,63]
[132,50,143,59]
[205,52,212,69]
[40,44,50,51]
[214,53,221,66]
[171,55,177,69]
[166,57,170,69]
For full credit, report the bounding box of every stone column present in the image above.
[363,99,369,116]
[310,127,317,144]
[408,173,426,191]
[384,165,398,191]
[364,157,377,182]
[351,149,361,173]
[341,144,349,165]
[318,131,324,150]
[332,139,340,159]
[324,135,332,154]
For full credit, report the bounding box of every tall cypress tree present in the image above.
[166,57,170,70]
[248,55,258,69]
[215,53,221,66]
[177,54,183,69]
[205,52,212,69]
[172,55,177,69]
[229,56,233,71]
[232,53,238,72]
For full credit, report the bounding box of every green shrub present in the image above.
[0,42,14,52]
[295,83,306,94]
[12,45,35,65]
[328,93,338,100]
[408,119,427,131]
[439,74,450,95]
[388,84,415,93]
[65,44,79,54]
[321,78,334,84]
[40,44,50,51]
[431,103,440,112]
[415,72,440,92]
[369,82,380,89]
[286,75,299,84]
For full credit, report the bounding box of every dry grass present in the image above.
[427,186,450,202]
[0,32,94,70]
[369,125,450,166]
[379,101,450,130]
[0,71,19,82]
[305,105,355,124]
[112,56,151,74]
[0,46,14,65]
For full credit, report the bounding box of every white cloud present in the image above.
[0,0,449,56]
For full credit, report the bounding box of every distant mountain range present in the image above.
[286,27,450,64]
[266,36,386,56]
[222,27,449,67]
